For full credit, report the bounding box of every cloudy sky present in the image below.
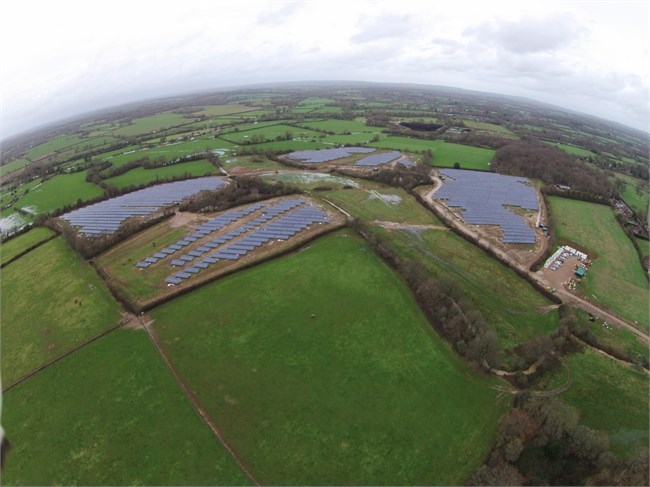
[1,0,648,139]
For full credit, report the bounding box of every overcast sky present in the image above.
[1,0,648,140]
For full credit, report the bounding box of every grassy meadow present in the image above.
[548,196,648,329]
[151,230,508,485]
[0,227,55,265]
[104,160,217,189]
[1,238,122,383]
[1,329,251,486]
[368,137,495,169]
[13,171,103,214]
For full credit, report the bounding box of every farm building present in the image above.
[575,267,586,278]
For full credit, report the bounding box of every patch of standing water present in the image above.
[0,213,28,236]
[367,190,402,205]
[261,172,361,188]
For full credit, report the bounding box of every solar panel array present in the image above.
[286,147,375,164]
[435,169,539,244]
[135,202,266,268]
[61,177,226,236]
[355,151,402,166]
[132,197,330,285]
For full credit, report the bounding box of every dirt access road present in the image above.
[421,182,649,343]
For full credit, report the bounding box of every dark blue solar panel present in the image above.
[355,151,402,166]
[435,169,538,244]
[286,147,375,164]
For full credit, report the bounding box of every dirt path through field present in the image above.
[138,315,261,486]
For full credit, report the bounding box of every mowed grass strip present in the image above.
[13,170,103,215]
[0,227,55,265]
[367,137,495,170]
[369,226,559,356]
[1,238,122,383]
[321,188,442,225]
[1,329,252,486]
[548,197,648,328]
[104,160,217,189]
[152,230,507,485]
[554,347,649,456]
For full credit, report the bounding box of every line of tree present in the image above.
[178,175,301,214]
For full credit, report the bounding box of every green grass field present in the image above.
[104,160,217,189]
[367,137,495,170]
[13,171,103,214]
[554,347,648,456]
[546,142,595,158]
[0,227,55,265]
[0,159,31,177]
[369,226,560,358]
[295,118,376,134]
[462,120,516,137]
[102,138,235,167]
[191,104,260,117]
[636,237,649,259]
[0,238,122,384]
[322,133,386,145]
[151,230,508,485]
[219,124,322,144]
[548,197,648,328]
[222,155,286,171]
[573,308,648,362]
[243,139,330,152]
[111,113,193,136]
[25,135,85,160]
[321,188,441,224]
[616,173,649,214]
[1,329,251,486]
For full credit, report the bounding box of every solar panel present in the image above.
[184,267,200,274]
[355,151,402,166]
[175,272,192,279]
[136,262,150,268]
[435,169,538,244]
[60,177,227,236]
[165,277,182,285]
[171,259,185,266]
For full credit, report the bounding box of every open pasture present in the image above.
[0,159,31,177]
[546,347,649,456]
[110,113,193,136]
[295,118,375,134]
[0,227,55,265]
[368,137,495,170]
[189,103,260,117]
[1,329,251,486]
[616,173,649,214]
[369,226,560,356]
[218,124,322,144]
[104,160,217,189]
[12,170,103,215]
[151,230,507,485]
[461,120,516,137]
[548,197,648,329]
[322,187,441,225]
[0,238,122,384]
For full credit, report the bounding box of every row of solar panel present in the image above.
[355,151,402,166]
[286,147,375,164]
[137,199,310,268]
[61,177,227,236]
[162,205,331,285]
[436,169,538,244]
